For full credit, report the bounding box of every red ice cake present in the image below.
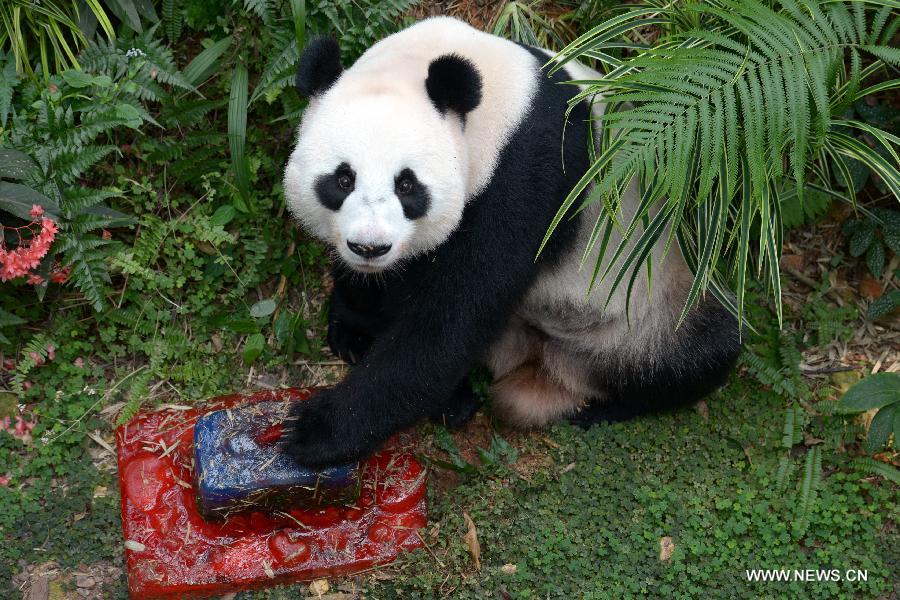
[115,388,427,599]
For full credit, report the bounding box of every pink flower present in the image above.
[0,475,10,487]
[26,274,44,285]
[0,415,35,441]
[0,216,58,282]
[30,204,44,218]
[73,357,85,368]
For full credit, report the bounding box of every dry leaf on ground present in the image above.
[659,536,675,562]
[463,511,481,570]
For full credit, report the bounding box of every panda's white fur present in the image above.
[285,18,539,271]
[282,17,741,466]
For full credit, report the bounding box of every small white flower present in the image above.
[125,48,146,59]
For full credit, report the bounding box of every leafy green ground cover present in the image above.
[2,285,897,599]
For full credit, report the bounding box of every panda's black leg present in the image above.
[326,316,372,365]
[569,298,742,430]
[569,398,644,429]
[430,378,483,429]
[326,273,383,365]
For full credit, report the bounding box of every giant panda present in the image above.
[282,17,741,467]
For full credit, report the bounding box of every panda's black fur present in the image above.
[283,27,741,467]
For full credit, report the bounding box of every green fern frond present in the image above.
[742,351,802,398]
[61,188,122,217]
[243,0,274,24]
[101,302,160,337]
[794,445,822,538]
[12,333,53,393]
[550,0,900,329]
[249,33,299,105]
[853,456,900,484]
[57,234,114,311]
[162,0,183,41]
[51,145,118,184]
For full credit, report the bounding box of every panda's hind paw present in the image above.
[430,381,483,429]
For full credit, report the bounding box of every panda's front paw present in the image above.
[326,319,372,365]
[283,391,378,468]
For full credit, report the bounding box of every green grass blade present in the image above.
[183,36,233,87]
[228,62,252,211]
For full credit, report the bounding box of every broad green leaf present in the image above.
[895,405,900,449]
[105,0,143,32]
[209,314,258,333]
[210,204,236,227]
[274,311,292,345]
[0,149,38,180]
[837,372,900,413]
[0,182,60,219]
[250,298,277,318]
[60,70,96,88]
[290,0,306,48]
[848,220,875,256]
[115,103,143,126]
[865,241,885,278]
[865,403,896,452]
[242,333,265,364]
[867,290,900,321]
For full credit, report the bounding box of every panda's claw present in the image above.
[283,390,378,468]
[430,380,483,428]
[326,320,370,365]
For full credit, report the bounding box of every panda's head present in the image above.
[284,37,483,273]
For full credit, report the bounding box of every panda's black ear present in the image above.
[425,54,482,117]
[296,37,343,97]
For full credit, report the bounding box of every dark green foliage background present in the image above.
[0,1,897,598]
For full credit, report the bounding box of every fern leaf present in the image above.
[162,0,183,41]
[58,235,114,311]
[794,446,822,538]
[861,44,900,67]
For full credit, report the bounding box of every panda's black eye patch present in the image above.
[314,162,354,211]
[394,168,430,220]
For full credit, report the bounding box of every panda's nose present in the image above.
[347,241,392,258]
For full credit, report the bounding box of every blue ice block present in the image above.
[193,400,361,519]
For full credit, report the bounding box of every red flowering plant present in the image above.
[0,148,69,294]
[0,203,66,285]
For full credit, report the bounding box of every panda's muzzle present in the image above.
[347,241,392,259]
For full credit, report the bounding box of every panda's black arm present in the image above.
[326,268,385,364]
[284,117,588,467]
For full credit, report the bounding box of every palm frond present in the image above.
[548,0,900,330]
